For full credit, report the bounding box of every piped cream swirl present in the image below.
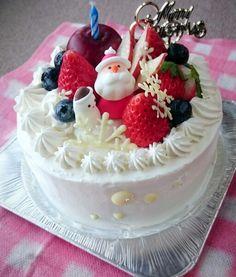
[32,67,45,87]
[15,86,47,114]
[148,143,168,165]
[21,109,47,136]
[189,54,215,97]
[55,141,83,169]
[81,152,104,173]
[163,129,192,157]
[41,89,68,116]
[191,95,222,125]
[177,118,205,142]
[50,45,65,66]
[34,128,67,157]
[128,149,149,170]
[104,151,128,173]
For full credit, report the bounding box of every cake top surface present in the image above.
[15,2,222,175]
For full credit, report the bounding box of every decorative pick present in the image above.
[131,1,207,46]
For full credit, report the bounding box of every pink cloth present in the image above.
[0,22,236,276]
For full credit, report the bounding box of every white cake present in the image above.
[15,24,222,238]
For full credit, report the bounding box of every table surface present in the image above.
[0,0,236,77]
[1,1,236,276]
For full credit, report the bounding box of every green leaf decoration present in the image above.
[185,63,203,98]
[160,61,185,80]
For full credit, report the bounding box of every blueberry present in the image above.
[169,99,192,127]
[41,67,59,91]
[54,99,75,123]
[54,51,65,68]
[166,43,189,64]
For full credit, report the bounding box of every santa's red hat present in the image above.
[95,47,131,73]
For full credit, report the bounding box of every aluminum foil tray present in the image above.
[0,100,235,277]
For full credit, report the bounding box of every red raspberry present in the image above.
[122,93,170,148]
[58,50,97,100]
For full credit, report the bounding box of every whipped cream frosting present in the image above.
[148,143,168,165]
[104,151,128,173]
[34,128,67,157]
[81,152,104,174]
[32,67,46,87]
[15,50,222,174]
[178,118,205,142]
[191,95,222,125]
[163,129,192,157]
[21,108,46,136]
[128,149,149,170]
[15,86,47,113]
[55,141,83,169]
[50,45,65,67]
[42,89,68,116]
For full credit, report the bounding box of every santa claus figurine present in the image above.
[94,47,135,119]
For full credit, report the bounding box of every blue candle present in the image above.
[90,3,99,40]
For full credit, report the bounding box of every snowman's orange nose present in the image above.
[111,65,119,73]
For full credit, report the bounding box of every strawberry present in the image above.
[159,61,185,100]
[179,64,203,101]
[130,25,166,79]
[117,30,135,63]
[146,27,166,59]
[136,53,167,87]
[184,78,197,101]
[58,50,97,100]
[122,93,170,148]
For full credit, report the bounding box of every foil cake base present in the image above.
[0,101,235,277]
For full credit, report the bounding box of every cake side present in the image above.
[21,129,219,233]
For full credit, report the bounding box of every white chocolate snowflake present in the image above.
[74,112,135,152]
[138,61,173,120]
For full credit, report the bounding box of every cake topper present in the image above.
[94,47,136,119]
[131,1,207,46]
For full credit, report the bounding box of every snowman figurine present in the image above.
[73,86,101,133]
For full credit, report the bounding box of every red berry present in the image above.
[183,78,196,101]
[58,50,97,100]
[122,93,170,148]
[130,25,166,79]
[159,70,185,99]
[146,27,166,59]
